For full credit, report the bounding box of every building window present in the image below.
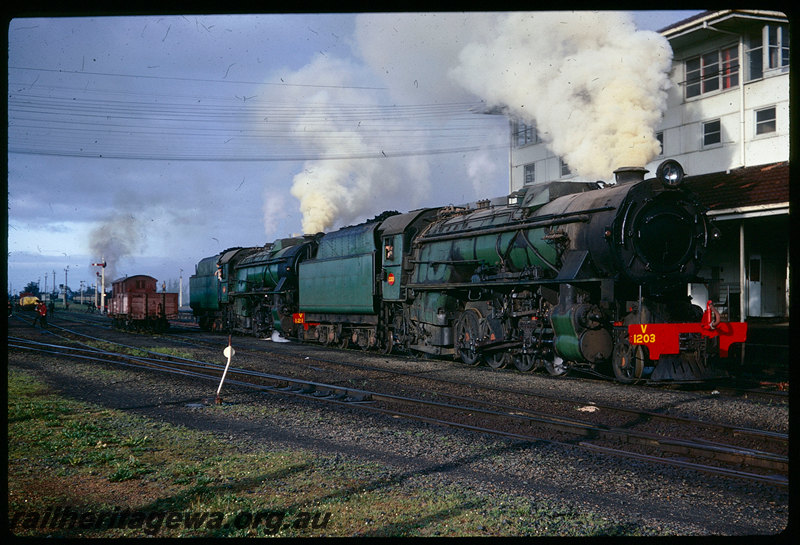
[745,24,790,81]
[755,107,776,135]
[703,119,721,147]
[523,163,535,184]
[656,131,664,155]
[768,25,790,70]
[720,46,739,90]
[560,159,571,177]
[745,32,763,81]
[685,45,739,98]
[512,120,538,147]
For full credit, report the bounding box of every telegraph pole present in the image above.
[63,266,69,308]
[179,268,183,308]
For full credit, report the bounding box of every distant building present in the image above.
[508,9,789,320]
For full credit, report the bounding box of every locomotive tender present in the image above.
[190,160,747,382]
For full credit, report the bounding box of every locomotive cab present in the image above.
[378,209,438,302]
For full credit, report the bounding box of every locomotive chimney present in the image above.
[613,167,649,184]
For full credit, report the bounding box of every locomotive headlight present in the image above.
[656,160,685,188]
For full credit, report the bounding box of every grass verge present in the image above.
[7,367,671,537]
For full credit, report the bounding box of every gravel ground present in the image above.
[7,320,790,536]
[240,336,790,434]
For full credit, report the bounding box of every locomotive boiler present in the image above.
[191,159,746,383]
[404,160,737,381]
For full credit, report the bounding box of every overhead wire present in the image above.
[8,66,507,162]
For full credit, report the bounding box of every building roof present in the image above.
[685,161,789,216]
[659,9,788,35]
[658,10,714,33]
[111,274,157,285]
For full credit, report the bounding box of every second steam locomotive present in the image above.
[190,160,746,382]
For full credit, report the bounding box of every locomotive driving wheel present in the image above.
[513,352,536,372]
[485,351,508,369]
[480,319,507,369]
[455,309,481,366]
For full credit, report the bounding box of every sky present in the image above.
[7,10,704,300]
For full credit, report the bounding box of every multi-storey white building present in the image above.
[508,10,789,320]
[658,10,789,176]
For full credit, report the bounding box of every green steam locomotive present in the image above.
[190,160,746,382]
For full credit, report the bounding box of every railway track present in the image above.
[47,309,790,401]
[158,327,789,452]
[163,323,793,404]
[16,309,791,416]
[8,315,788,489]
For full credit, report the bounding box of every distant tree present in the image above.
[22,282,40,296]
[166,278,185,294]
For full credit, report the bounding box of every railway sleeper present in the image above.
[279,381,317,394]
[312,388,348,400]
[343,391,373,402]
[274,381,371,403]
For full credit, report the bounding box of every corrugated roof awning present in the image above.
[685,162,789,221]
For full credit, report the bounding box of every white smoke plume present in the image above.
[354,11,672,181]
[275,15,500,234]
[467,146,504,197]
[274,55,432,235]
[353,13,488,104]
[450,11,672,179]
[262,192,288,238]
[272,11,671,234]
